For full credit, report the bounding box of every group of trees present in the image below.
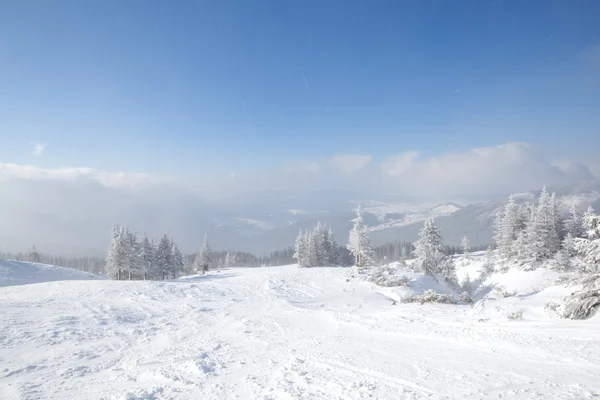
[493,187,598,269]
[294,222,339,267]
[104,225,187,280]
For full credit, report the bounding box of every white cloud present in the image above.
[31,142,46,156]
[380,142,595,198]
[330,154,372,174]
[0,163,156,189]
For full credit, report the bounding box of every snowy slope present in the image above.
[1,265,599,399]
[0,259,104,288]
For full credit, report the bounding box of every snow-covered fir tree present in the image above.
[347,206,374,269]
[104,224,129,280]
[139,234,156,280]
[293,229,308,267]
[460,236,471,256]
[155,235,174,280]
[294,223,340,267]
[28,245,41,263]
[412,217,446,276]
[171,241,185,278]
[223,252,237,268]
[400,246,407,260]
[565,204,585,239]
[527,187,561,261]
[193,233,212,273]
[494,195,523,258]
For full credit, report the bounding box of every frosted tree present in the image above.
[460,236,471,257]
[171,241,185,278]
[583,206,598,238]
[123,229,142,280]
[400,246,407,260]
[527,187,561,261]
[347,205,374,269]
[223,252,237,268]
[104,224,129,280]
[494,195,523,258]
[28,245,41,263]
[155,235,174,279]
[306,228,318,267]
[139,234,156,280]
[565,204,584,239]
[194,233,212,274]
[324,226,338,265]
[412,217,446,276]
[293,229,308,267]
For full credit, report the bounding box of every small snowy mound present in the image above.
[0,259,104,288]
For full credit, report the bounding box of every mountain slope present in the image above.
[0,260,104,288]
[1,265,599,399]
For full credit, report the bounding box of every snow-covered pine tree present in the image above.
[28,245,41,263]
[527,187,561,261]
[194,233,212,273]
[347,205,374,269]
[139,234,156,280]
[565,204,584,239]
[313,222,327,266]
[306,228,318,267]
[494,195,522,259]
[123,229,142,280]
[583,206,598,239]
[293,229,308,267]
[400,246,407,260]
[460,236,471,257]
[412,217,446,276]
[171,241,185,278]
[325,226,338,265]
[104,224,129,280]
[155,235,174,279]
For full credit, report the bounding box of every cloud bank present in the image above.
[0,142,597,256]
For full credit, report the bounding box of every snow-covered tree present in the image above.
[325,226,338,265]
[124,229,142,280]
[460,236,471,257]
[28,245,41,263]
[223,252,237,268]
[526,187,561,261]
[104,224,129,280]
[139,234,156,280]
[564,204,584,239]
[413,217,446,276]
[347,206,374,269]
[494,195,524,258]
[293,229,308,267]
[194,233,212,273]
[155,235,174,279]
[171,241,185,278]
[583,206,598,239]
[400,246,407,260]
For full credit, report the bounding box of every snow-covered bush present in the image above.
[493,286,517,298]
[368,265,411,287]
[402,289,455,305]
[507,309,523,321]
[560,273,600,320]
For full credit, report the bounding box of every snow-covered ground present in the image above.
[1,260,599,400]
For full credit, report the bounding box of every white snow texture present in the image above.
[1,259,599,399]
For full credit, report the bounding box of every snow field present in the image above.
[1,261,599,399]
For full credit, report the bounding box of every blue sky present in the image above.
[1,0,599,180]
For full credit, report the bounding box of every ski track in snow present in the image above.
[1,265,600,400]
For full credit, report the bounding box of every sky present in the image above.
[1,1,600,255]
